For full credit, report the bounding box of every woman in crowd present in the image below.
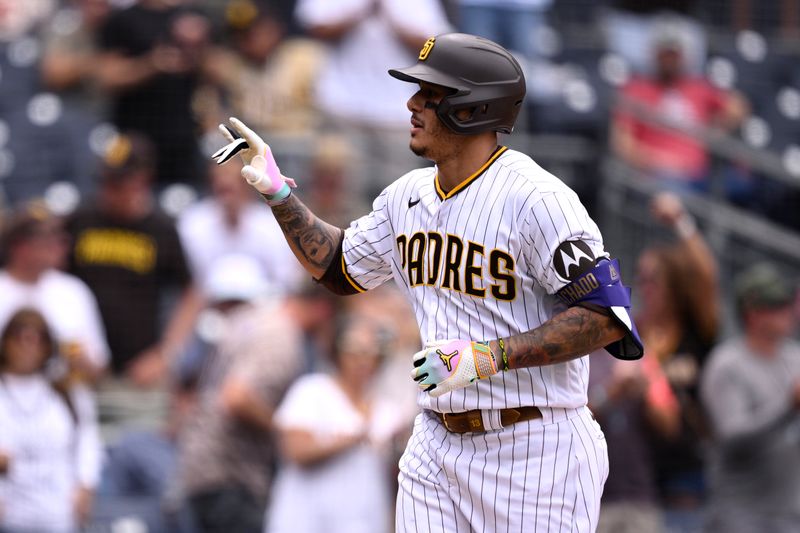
[0,308,102,533]
[266,315,403,533]
[634,192,720,529]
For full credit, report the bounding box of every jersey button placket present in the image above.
[429,199,445,343]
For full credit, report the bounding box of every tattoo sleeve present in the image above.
[270,194,344,279]
[494,306,626,369]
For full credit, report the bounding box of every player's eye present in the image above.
[418,86,438,99]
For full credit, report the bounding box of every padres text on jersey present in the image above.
[339,147,608,418]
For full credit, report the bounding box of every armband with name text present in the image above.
[556,258,643,360]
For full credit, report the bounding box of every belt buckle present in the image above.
[441,413,454,432]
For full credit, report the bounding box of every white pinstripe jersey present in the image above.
[341,146,607,413]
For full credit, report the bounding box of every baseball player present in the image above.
[214,33,643,532]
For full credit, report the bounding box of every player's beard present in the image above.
[409,118,460,161]
[410,141,427,158]
[409,124,432,158]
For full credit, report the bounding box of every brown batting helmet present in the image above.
[389,33,526,135]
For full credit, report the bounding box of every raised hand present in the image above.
[212,117,296,198]
[212,116,265,166]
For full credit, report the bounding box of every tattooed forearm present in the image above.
[270,194,344,279]
[493,306,626,369]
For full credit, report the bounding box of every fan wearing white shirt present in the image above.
[0,309,103,533]
[0,201,109,381]
[293,0,452,195]
[178,160,302,298]
[268,316,402,533]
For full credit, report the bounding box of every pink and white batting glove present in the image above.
[411,339,500,397]
[241,153,295,201]
[212,117,296,203]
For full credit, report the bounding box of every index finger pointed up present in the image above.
[229,117,264,152]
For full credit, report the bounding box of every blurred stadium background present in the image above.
[1,0,799,532]
[2,0,798,321]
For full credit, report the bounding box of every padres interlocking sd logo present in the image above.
[419,38,436,60]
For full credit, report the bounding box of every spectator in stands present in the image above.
[633,192,720,530]
[455,0,552,61]
[0,200,109,381]
[590,351,680,533]
[266,315,402,533]
[293,0,450,197]
[65,133,203,387]
[40,0,113,196]
[178,254,303,533]
[602,3,707,75]
[701,262,800,533]
[41,0,110,101]
[177,158,302,299]
[730,0,800,37]
[288,281,342,374]
[0,308,102,533]
[200,0,325,143]
[301,134,367,226]
[0,0,54,41]
[95,0,211,187]
[341,285,422,503]
[0,0,78,205]
[611,27,748,194]
[97,379,197,533]
[342,284,421,432]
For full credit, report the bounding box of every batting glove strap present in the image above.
[262,182,292,206]
[473,341,499,379]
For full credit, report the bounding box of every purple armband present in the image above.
[556,258,643,360]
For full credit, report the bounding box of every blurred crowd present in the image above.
[0,0,798,532]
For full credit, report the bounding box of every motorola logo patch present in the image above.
[553,240,595,281]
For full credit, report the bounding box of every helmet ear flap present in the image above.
[435,97,481,134]
[436,94,519,135]
[440,102,479,131]
[433,97,460,134]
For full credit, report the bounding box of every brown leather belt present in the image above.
[432,406,543,433]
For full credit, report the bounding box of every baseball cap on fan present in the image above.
[651,20,686,52]
[225,0,273,31]
[1,199,61,250]
[99,133,156,181]
[734,262,796,313]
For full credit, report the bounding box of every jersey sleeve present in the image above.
[340,189,395,292]
[521,189,607,295]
